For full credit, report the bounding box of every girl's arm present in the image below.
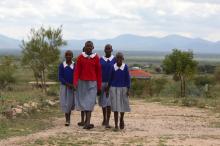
[126,65,131,88]
[58,64,66,85]
[125,65,131,96]
[108,66,114,88]
[96,56,102,91]
[73,56,81,88]
[106,66,114,97]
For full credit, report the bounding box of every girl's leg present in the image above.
[105,106,111,128]
[65,111,71,126]
[120,112,125,129]
[114,112,119,129]
[102,107,107,125]
[84,111,94,129]
[81,111,85,123]
[78,111,85,126]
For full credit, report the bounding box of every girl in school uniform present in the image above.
[77,46,86,127]
[108,52,131,130]
[99,44,116,128]
[74,41,102,130]
[58,50,75,126]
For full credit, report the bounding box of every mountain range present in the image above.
[0,34,220,53]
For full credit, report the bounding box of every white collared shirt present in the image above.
[102,55,114,62]
[114,63,125,71]
[63,61,74,69]
[82,52,97,58]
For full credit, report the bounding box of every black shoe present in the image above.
[77,122,85,126]
[83,124,94,130]
[113,126,119,132]
[120,120,124,129]
[65,122,70,126]
[105,125,112,129]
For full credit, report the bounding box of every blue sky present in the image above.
[0,0,219,41]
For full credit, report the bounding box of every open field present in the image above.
[1,51,220,145]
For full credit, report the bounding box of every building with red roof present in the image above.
[129,67,151,79]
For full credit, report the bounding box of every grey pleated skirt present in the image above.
[75,80,97,111]
[98,82,111,108]
[59,84,75,113]
[110,87,131,112]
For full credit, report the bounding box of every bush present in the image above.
[198,65,216,74]
[181,97,198,107]
[151,78,168,96]
[160,81,181,98]
[194,75,215,87]
[130,78,146,97]
[46,85,59,97]
[186,81,201,97]
[131,77,168,97]
[0,56,16,89]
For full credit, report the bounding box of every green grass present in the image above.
[0,63,62,140]
[0,83,61,140]
[26,134,99,146]
[157,136,171,146]
[142,95,220,112]
[0,105,62,139]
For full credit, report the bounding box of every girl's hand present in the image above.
[97,89,101,96]
[106,86,110,98]
[127,88,130,97]
[106,90,109,98]
[73,85,77,91]
[126,91,130,97]
[66,83,71,88]
[104,87,108,92]
[66,83,74,89]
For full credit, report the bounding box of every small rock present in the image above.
[12,108,23,114]
[23,103,31,108]
[3,109,15,119]
[30,102,38,108]
[16,105,23,109]
[46,100,56,106]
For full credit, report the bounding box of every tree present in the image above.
[21,26,66,91]
[214,67,220,83]
[163,49,198,97]
[47,62,59,82]
[0,56,16,89]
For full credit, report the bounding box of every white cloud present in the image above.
[0,0,219,41]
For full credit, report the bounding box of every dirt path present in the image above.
[0,100,220,146]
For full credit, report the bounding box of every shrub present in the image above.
[0,56,16,89]
[181,97,198,107]
[194,75,215,87]
[46,85,59,97]
[151,78,168,96]
[130,78,146,97]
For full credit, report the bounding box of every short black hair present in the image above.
[116,52,124,60]
[85,41,94,46]
[105,44,112,50]
[65,50,73,56]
